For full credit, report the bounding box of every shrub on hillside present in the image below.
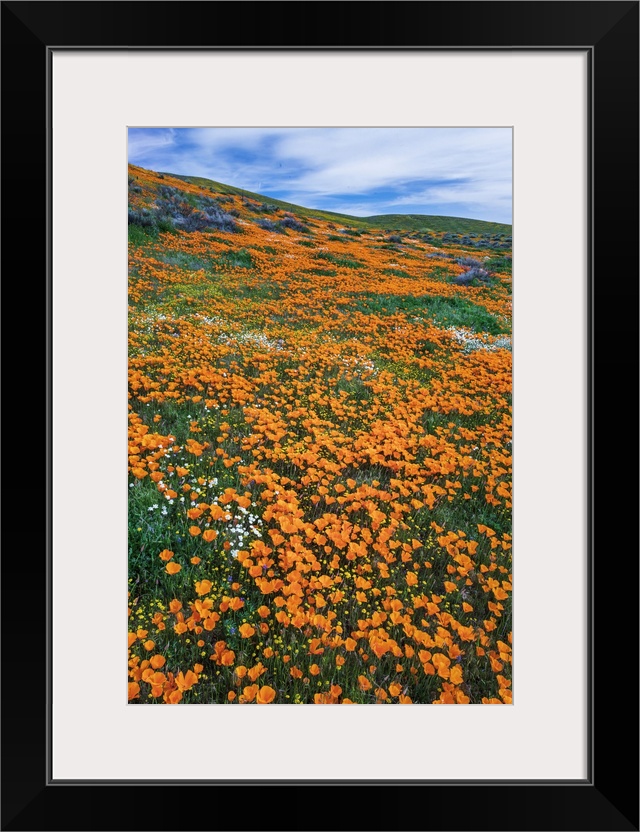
[280,214,309,233]
[456,256,484,269]
[453,267,491,285]
[256,214,310,234]
[128,207,156,228]
[180,205,237,233]
[129,186,238,235]
[247,201,279,214]
[256,218,286,233]
[158,185,180,200]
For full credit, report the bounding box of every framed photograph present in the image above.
[2,2,637,830]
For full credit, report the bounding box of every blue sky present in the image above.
[128,127,512,224]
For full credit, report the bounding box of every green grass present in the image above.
[381,268,412,278]
[314,252,366,269]
[363,214,511,235]
[156,251,215,271]
[213,249,255,270]
[128,216,178,245]
[301,267,338,277]
[485,256,513,274]
[350,292,508,334]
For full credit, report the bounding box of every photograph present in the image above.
[127,127,513,705]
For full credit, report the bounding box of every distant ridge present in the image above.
[160,171,512,237]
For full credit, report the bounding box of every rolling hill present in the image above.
[161,171,512,237]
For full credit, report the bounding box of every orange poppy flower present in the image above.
[175,670,198,691]
[450,665,463,685]
[165,562,182,574]
[221,650,235,666]
[248,662,266,682]
[314,693,333,704]
[239,623,255,638]
[432,653,451,679]
[195,579,212,596]
[242,684,258,703]
[256,685,276,704]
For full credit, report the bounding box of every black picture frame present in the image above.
[2,2,638,830]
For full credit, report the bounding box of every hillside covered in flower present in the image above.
[128,164,512,705]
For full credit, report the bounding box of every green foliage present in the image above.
[381,268,412,278]
[351,292,507,334]
[485,256,513,274]
[128,224,154,246]
[314,252,366,269]
[213,249,255,270]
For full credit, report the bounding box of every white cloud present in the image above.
[274,128,509,195]
[127,128,177,160]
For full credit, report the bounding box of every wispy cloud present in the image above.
[128,127,512,223]
[127,128,178,159]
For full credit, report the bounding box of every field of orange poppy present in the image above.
[128,164,512,704]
